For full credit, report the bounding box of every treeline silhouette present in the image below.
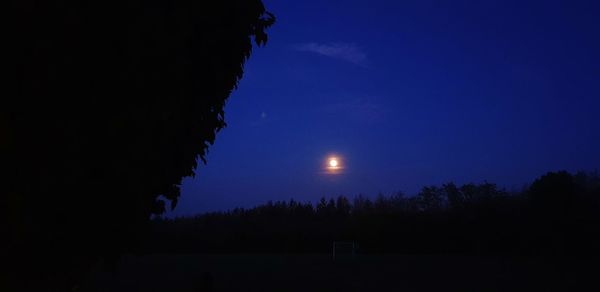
[145,171,600,255]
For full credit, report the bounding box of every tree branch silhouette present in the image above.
[4,1,274,290]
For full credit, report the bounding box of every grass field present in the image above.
[81,254,595,291]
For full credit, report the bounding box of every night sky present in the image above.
[170,0,600,216]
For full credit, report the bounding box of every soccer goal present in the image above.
[332,241,358,260]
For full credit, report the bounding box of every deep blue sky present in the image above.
[169,0,600,216]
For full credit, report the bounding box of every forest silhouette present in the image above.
[4,1,273,291]
[146,171,600,255]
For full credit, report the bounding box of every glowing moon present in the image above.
[325,155,343,174]
[329,158,338,167]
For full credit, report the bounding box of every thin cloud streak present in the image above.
[294,42,368,66]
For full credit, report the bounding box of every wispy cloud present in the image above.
[294,42,368,66]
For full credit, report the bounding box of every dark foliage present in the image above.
[3,1,273,290]
[145,171,600,255]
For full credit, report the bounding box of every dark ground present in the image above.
[81,254,597,291]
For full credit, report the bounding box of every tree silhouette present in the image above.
[527,171,600,254]
[4,1,273,290]
[529,171,577,212]
[443,183,464,209]
[336,196,351,216]
[416,186,445,211]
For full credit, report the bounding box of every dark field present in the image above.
[82,254,596,291]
